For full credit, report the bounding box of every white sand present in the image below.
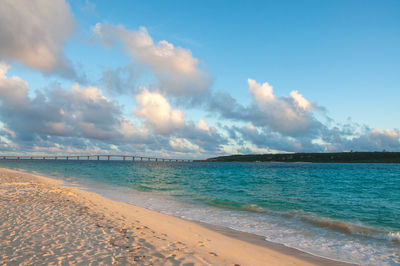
[0,168,348,265]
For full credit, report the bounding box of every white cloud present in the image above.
[209,79,318,136]
[135,88,185,135]
[0,0,78,79]
[120,119,137,139]
[169,138,199,152]
[247,79,315,135]
[371,128,399,139]
[248,78,274,103]
[93,23,212,98]
[134,87,227,152]
[290,90,311,110]
[0,64,228,155]
[0,62,29,105]
[230,125,320,153]
[45,122,67,135]
[1,62,398,154]
[345,128,400,151]
[0,64,123,141]
[196,119,210,132]
[70,84,108,102]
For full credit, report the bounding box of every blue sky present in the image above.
[0,0,399,157]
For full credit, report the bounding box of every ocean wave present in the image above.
[135,184,153,192]
[202,199,400,244]
[387,232,400,243]
[294,213,400,244]
[203,199,267,213]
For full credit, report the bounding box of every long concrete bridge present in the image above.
[0,155,193,162]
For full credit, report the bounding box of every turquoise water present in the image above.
[1,160,399,265]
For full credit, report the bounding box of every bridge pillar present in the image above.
[108,155,110,160]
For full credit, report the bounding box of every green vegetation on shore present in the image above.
[204,152,400,163]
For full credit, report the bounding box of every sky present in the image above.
[0,0,399,159]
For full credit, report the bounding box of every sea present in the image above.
[0,159,399,265]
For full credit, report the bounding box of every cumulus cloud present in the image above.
[224,121,400,154]
[247,79,315,134]
[92,23,212,99]
[209,78,319,136]
[135,88,185,135]
[248,79,275,103]
[134,88,226,151]
[209,78,400,153]
[227,125,323,153]
[0,62,123,142]
[0,0,81,80]
[0,63,227,156]
[169,138,201,153]
[0,62,29,105]
[196,119,210,132]
[290,90,311,110]
[321,127,400,152]
[0,63,159,154]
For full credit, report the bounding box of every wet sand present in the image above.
[0,168,351,265]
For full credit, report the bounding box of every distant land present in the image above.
[204,152,400,163]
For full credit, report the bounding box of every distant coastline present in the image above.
[204,152,400,163]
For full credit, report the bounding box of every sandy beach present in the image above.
[0,168,350,265]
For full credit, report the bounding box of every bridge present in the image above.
[0,155,193,162]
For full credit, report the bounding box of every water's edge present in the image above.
[5,166,356,265]
[195,221,356,266]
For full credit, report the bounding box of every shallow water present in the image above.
[1,159,399,265]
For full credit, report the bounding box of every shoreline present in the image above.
[0,167,354,265]
[195,221,355,266]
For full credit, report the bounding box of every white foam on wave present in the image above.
[388,232,400,242]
